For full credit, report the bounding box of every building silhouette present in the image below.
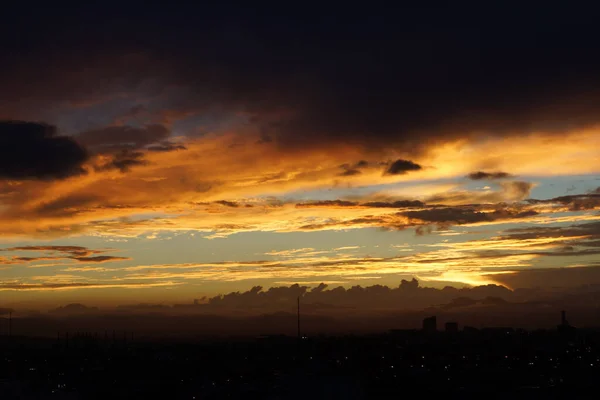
[422,316,437,333]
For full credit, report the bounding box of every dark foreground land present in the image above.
[1,328,600,399]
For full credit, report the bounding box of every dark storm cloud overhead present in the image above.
[385,160,422,175]
[4,5,600,153]
[468,171,514,180]
[0,121,88,180]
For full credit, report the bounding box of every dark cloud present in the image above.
[338,160,373,176]
[385,159,422,175]
[34,194,102,217]
[96,150,147,173]
[199,279,519,312]
[467,171,513,180]
[362,200,425,208]
[12,256,61,262]
[71,256,130,263]
[0,121,88,180]
[499,222,600,241]
[402,207,538,225]
[146,141,187,152]
[527,191,600,211]
[415,225,434,236]
[214,200,240,208]
[296,215,407,232]
[296,200,359,208]
[292,201,539,232]
[75,125,170,153]
[69,124,169,175]
[5,5,600,154]
[4,245,102,257]
[295,199,425,209]
[338,168,362,177]
[2,245,128,264]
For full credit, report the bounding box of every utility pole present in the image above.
[8,311,11,338]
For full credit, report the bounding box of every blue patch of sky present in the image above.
[526,174,600,199]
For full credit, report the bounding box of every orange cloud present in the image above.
[0,128,598,240]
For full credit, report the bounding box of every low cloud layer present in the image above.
[200,279,515,312]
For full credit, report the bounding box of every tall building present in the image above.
[423,316,437,333]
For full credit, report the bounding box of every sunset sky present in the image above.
[2,3,600,310]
